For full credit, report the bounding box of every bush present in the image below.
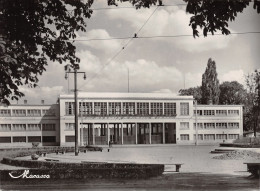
[32,142,40,148]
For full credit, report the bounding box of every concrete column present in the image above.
[149,123,152,144]
[107,123,110,145]
[80,126,84,146]
[92,102,94,114]
[92,123,95,145]
[86,124,88,146]
[163,123,165,144]
[162,102,165,115]
[121,123,124,145]
[135,123,138,144]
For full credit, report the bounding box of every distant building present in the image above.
[0,93,243,147]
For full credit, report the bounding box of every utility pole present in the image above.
[128,67,129,93]
[65,64,86,156]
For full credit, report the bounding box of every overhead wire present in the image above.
[71,31,260,42]
[78,5,159,88]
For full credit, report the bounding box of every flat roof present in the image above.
[59,92,194,100]
[196,104,243,107]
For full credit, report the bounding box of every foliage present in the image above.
[201,58,220,104]
[184,0,260,37]
[0,0,94,105]
[179,86,202,103]
[219,81,246,105]
[244,70,260,132]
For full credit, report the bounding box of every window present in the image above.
[0,109,11,116]
[79,102,92,115]
[194,110,203,116]
[151,102,163,115]
[0,137,11,143]
[42,124,55,131]
[216,134,227,140]
[0,124,11,131]
[137,102,149,116]
[12,124,26,131]
[65,136,75,142]
[27,109,41,116]
[180,134,189,140]
[65,102,74,115]
[194,134,203,140]
[180,103,189,115]
[12,109,26,116]
[228,123,239,129]
[100,125,106,136]
[65,123,75,131]
[27,124,41,131]
[164,103,176,116]
[228,134,239,139]
[216,123,227,129]
[42,136,56,142]
[122,102,135,115]
[42,109,56,116]
[180,122,189,130]
[228,110,239,115]
[109,102,121,115]
[204,134,215,140]
[13,136,26,143]
[152,124,162,134]
[193,123,203,130]
[204,123,215,129]
[216,110,227,116]
[28,136,41,143]
[94,102,107,115]
[204,110,215,116]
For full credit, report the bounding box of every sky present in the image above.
[17,0,260,104]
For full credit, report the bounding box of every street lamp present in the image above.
[65,64,86,156]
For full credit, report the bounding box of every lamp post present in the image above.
[65,64,86,156]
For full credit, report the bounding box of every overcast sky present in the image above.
[17,0,260,104]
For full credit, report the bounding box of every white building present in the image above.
[0,93,243,147]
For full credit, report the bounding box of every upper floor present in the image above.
[59,93,194,117]
[0,104,59,118]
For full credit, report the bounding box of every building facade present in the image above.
[0,93,243,147]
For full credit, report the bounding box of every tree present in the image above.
[201,58,220,104]
[184,0,260,37]
[178,86,202,104]
[244,70,260,135]
[219,81,246,105]
[0,0,94,105]
[1,0,259,105]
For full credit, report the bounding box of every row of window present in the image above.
[0,109,56,117]
[0,124,56,131]
[180,134,239,141]
[0,136,56,143]
[194,109,239,116]
[192,122,239,129]
[66,102,187,116]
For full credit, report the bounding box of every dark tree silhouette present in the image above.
[201,58,220,105]
[179,86,202,104]
[219,81,246,105]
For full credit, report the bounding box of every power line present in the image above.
[71,31,260,42]
[69,4,187,11]
[78,6,159,88]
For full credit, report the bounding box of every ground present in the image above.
[0,145,260,190]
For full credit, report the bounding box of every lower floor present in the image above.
[62,122,241,146]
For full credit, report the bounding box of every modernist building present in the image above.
[0,93,243,147]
